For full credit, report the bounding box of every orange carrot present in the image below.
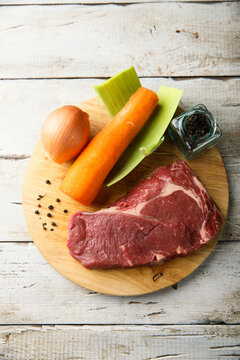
[60,87,159,205]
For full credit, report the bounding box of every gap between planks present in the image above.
[1,152,240,160]
[0,323,240,326]
[0,76,240,81]
[1,1,238,7]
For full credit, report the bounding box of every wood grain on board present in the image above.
[22,98,228,296]
[0,3,239,78]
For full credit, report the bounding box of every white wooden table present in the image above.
[0,0,240,359]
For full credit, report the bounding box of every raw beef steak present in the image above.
[67,160,223,269]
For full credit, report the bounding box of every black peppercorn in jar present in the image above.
[168,104,222,159]
[184,113,211,139]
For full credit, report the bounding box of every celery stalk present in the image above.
[94,67,183,186]
[106,86,184,186]
[94,66,141,117]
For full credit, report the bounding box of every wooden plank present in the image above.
[1,155,239,243]
[0,78,239,157]
[223,156,240,242]
[1,0,234,4]
[0,325,240,360]
[0,159,239,244]
[0,241,239,324]
[0,3,239,78]
[0,159,31,242]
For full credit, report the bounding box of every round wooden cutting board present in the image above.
[22,98,229,296]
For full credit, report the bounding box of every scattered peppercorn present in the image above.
[56,198,61,202]
[38,204,41,208]
[51,222,57,227]
[46,180,51,185]
[37,194,47,200]
[47,213,52,217]
[35,210,40,215]
[48,205,54,210]
[42,222,47,230]
[63,209,68,213]
[50,228,54,231]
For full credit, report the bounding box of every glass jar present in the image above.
[168,104,222,160]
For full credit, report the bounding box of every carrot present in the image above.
[60,87,159,205]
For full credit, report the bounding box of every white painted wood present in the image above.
[1,325,240,360]
[0,159,31,242]
[223,156,240,241]
[1,0,233,4]
[0,241,239,324]
[0,78,239,157]
[0,3,239,78]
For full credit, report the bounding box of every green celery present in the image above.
[94,66,141,118]
[94,67,183,186]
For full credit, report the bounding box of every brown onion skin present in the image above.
[41,105,90,164]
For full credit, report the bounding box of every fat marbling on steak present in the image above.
[67,160,223,269]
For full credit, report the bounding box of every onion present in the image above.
[41,105,90,164]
